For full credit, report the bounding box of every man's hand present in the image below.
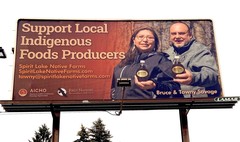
[134,76,156,90]
[173,69,193,85]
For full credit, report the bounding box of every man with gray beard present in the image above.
[164,22,221,98]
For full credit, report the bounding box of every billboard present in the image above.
[13,19,222,101]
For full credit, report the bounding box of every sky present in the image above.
[0,0,240,142]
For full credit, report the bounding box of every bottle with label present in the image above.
[136,60,149,81]
[171,56,185,77]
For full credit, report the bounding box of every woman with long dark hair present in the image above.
[111,27,182,99]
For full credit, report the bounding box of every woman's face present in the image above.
[133,30,155,53]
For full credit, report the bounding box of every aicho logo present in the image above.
[30,88,47,93]
[214,97,240,102]
[18,89,28,97]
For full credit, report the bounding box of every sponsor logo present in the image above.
[57,88,67,97]
[18,89,28,97]
[30,88,47,93]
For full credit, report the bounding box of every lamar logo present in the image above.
[214,97,240,102]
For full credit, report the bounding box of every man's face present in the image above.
[170,23,192,48]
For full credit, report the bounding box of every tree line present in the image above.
[28,118,112,142]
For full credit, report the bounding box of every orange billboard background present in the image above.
[13,20,134,100]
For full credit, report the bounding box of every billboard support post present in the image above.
[51,106,60,142]
[179,109,190,142]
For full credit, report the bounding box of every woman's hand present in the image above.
[134,76,156,90]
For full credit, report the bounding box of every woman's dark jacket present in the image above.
[111,52,182,99]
